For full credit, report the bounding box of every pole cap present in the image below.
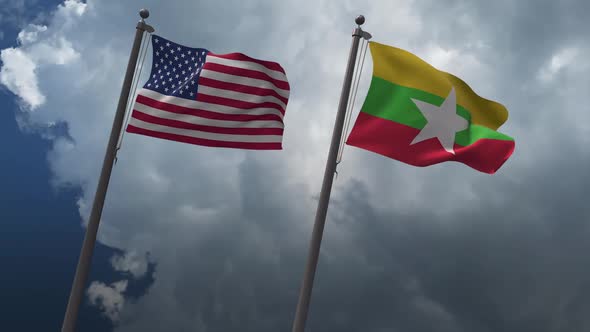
[355,15,365,25]
[139,9,150,19]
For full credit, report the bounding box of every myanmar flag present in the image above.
[346,42,515,174]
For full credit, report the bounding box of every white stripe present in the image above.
[128,117,283,143]
[197,85,287,110]
[136,89,285,120]
[134,102,284,128]
[206,55,288,82]
[199,70,290,98]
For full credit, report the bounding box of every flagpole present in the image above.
[291,15,366,332]
[60,9,154,332]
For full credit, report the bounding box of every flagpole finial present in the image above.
[137,9,155,33]
[139,9,149,20]
[355,15,365,26]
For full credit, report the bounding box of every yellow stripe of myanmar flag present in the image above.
[346,41,515,174]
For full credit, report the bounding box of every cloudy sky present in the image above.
[1,0,590,331]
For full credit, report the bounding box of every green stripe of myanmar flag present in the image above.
[346,41,515,174]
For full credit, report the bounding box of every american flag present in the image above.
[126,35,290,150]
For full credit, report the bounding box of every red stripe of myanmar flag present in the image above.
[346,42,515,174]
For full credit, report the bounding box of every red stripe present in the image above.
[126,124,282,150]
[199,77,289,105]
[346,112,515,174]
[196,93,285,115]
[208,52,286,74]
[202,63,290,91]
[131,110,284,136]
[136,94,284,123]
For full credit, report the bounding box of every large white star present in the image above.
[410,87,469,154]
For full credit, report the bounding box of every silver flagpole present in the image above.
[291,15,367,332]
[61,9,155,332]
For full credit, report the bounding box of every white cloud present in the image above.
[87,280,128,322]
[17,25,48,44]
[0,47,44,108]
[110,251,149,279]
[61,0,87,17]
[0,1,84,110]
[537,47,579,82]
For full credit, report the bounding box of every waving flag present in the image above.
[127,35,290,150]
[346,42,514,174]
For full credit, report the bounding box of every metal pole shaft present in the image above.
[291,18,365,332]
[61,11,151,332]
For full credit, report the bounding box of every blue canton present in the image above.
[144,35,209,100]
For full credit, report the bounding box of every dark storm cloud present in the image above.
[303,137,590,332]
[83,0,590,328]
[3,0,590,331]
[415,0,590,125]
[111,155,311,332]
